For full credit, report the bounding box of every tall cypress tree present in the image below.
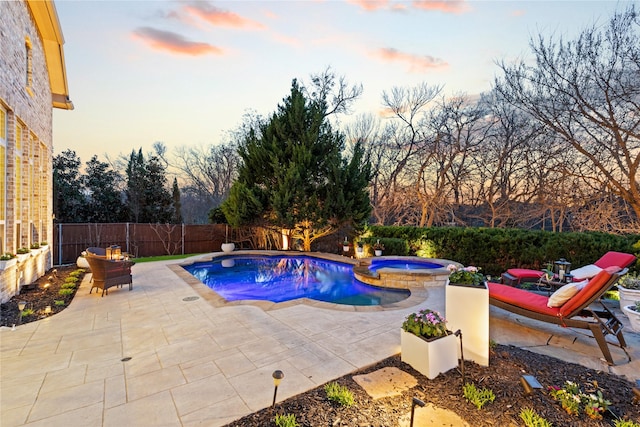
[171,177,183,224]
[222,79,371,251]
[125,149,173,223]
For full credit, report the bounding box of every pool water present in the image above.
[369,259,443,271]
[183,255,410,306]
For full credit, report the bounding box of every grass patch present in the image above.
[133,253,204,263]
[54,300,65,306]
[324,382,355,407]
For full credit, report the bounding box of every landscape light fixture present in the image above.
[454,329,465,385]
[17,301,26,325]
[44,305,52,315]
[409,397,425,427]
[520,375,542,396]
[272,370,284,407]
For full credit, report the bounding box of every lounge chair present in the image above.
[489,268,630,365]
[85,253,135,297]
[501,251,636,286]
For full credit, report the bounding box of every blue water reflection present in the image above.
[183,255,410,306]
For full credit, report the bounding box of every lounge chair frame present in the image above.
[489,269,631,365]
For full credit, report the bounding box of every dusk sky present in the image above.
[51,0,630,165]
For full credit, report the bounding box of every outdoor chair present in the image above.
[86,247,107,257]
[488,268,630,365]
[501,251,636,287]
[85,253,135,297]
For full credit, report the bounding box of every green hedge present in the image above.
[365,226,640,276]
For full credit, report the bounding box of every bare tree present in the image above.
[495,6,640,224]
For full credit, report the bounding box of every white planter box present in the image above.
[401,329,458,379]
[221,243,235,253]
[16,253,30,263]
[622,305,640,332]
[0,258,17,270]
[375,250,382,256]
[619,287,640,312]
[445,280,489,366]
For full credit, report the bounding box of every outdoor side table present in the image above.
[445,280,489,366]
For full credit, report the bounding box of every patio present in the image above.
[1,255,639,426]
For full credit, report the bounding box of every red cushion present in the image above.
[593,251,636,269]
[559,270,612,316]
[488,282,559,316]
[505,269,544,279]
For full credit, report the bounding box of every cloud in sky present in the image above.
[375,47,448,72]
[412,0,470,14]
[132,27,223,55]
[348,0,390,11]
[183,1,265,29]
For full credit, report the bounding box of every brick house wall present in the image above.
[0,0,68,303]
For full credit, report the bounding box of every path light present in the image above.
[454,329,466,386]
[44,305,52,315]
[17,301,26,325]
[520,375,542,396]
[409,397,425,427]
[272,370,284,407]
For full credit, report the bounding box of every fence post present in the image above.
[57,223,62,266]
[126,222,130,254]
[182,223,185,255]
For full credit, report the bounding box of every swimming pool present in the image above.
[369,258,443,271]
[182,255,410,306]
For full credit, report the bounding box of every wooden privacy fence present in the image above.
[53,223,230,265]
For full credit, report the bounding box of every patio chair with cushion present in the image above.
[501,251,636,287]
[489,268,631,365]
[85,253,135,297]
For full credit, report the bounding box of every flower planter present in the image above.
[400,329,458,379]
[375,250,382,256]
[622,305,640,332]
[618,287,640,312]
[221,243,235,253]
[16,253,30,263]
[343,245,350,252]
[0,258,17,270]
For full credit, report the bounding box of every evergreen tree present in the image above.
[222,79,371,251]
[171,177,183,224]
[125,149,173,223]
[53,149,86,223]
[82,156,126,222]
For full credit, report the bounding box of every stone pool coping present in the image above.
[171,251,457,312]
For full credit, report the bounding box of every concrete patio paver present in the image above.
[1,254,639,427]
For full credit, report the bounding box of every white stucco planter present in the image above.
[400,329,458,379]
[16,253,30,263]
[375,250,383,256]
[0,258,17,270]
[619,287,640,313]
[221,243,235,253]
[622,305,640,332]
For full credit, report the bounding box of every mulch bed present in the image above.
[2,266,639,425]
[0,265,84,327]
[227,347,640,427]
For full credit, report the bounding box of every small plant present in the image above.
[40,241,48,246]
[463,382,495,410]
[0,252,15,260]
[614,419,640,427]
[30,242,40,249]
[16,247,30,254]
[54,300,65,306]
[69,270,84,277]
[402,309,448,339]
[519,408,553,427]
[59,288,74,296]
[64,276,79,283]
[61,282,76,289]
[21,308,35,317]
[619,272,640,290]
[324,381,355,407]
[274,413,299,427]
[549,381,611,419]
[447,264,485,286]
[373,239,385,251]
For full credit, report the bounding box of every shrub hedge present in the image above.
[365,226,640,276]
